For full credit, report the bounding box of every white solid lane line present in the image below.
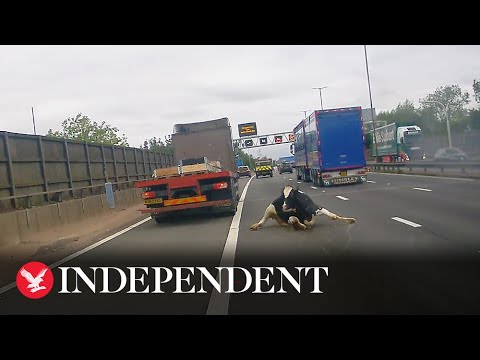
[336,196,349,201]
[206,176,254,315]
[413,187,432,192]
[391,217,422,228]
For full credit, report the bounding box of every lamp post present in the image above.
[300,110,311,119]
[31,107,37,135]
[312,87,327,110]
[364,45,377,153]
[423,100,452,148]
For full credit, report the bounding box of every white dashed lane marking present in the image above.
[413,187,432,192]
[391,217,422,228]
[311,186,317,189]
[336,196,349,201]
[367,180,376,183]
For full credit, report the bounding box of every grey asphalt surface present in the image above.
[1,171,480,314]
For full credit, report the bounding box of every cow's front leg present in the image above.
[288,216,307,230]
[317,208,356,224]
[250,204,276,230]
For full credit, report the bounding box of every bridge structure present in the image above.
[233,131,294,150]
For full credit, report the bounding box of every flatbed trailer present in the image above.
[134,169,238,222]
[134,117,239,223]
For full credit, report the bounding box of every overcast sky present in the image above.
[1,45,479,159]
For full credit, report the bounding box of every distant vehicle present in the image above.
[293,107,367,186]
[278,162,293,174]
[237,165,251,178]
[254,158,273,178]
[278,155,295,163]
[434,147,467,161]
[367,123,425,162]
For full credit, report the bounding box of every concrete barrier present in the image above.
[0,188,144,248]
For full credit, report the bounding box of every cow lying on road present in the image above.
[250,185,356,231]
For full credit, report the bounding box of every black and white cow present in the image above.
[250,185,356,231]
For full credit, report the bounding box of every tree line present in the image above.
[375,81,480,136]
[45,79,480,151]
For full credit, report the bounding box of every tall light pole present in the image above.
[423,100,452,148]
[312,87,327,110]
[300,110,311,119]
[31,107,37,135]
[364,45,377,151]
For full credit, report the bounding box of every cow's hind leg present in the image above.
[317,208,356,224]
[250,204,277,230]
[288,216,307,230]
[275,217,290,227]
[304,217,315,229]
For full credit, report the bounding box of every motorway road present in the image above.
[1,172,480,314]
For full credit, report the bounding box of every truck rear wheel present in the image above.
[152,215,163,224]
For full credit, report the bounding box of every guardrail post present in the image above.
[123,147,130,182]
[133,149,140,179]
[85,142,94,194]
[38,136,49,203]
[4,133,17,209]
[141,148,147,179]
[112,145,119,184]
[147,150,153,178]
[101,145,108,182]
[64,139,74,198]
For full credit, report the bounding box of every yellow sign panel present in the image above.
[238,122,258,137]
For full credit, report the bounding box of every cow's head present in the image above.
[282,185,299,212]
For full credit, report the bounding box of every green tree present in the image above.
[419,85,470,124]
[142,135,174,154]
[416,107,444,135]
[469,109,480,129]
[473,79,480,105]
[46,113,129,146]
[238,149,256,168]
[377,99,421,126]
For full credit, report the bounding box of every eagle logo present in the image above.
[20,267,48,293]
[16,261,54,299]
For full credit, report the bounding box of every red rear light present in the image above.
[322,174,331,179]
[357,171,366,175]
[212,182,228,190]
[142,191,156,199]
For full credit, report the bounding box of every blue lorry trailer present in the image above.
[293,106,367,187]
